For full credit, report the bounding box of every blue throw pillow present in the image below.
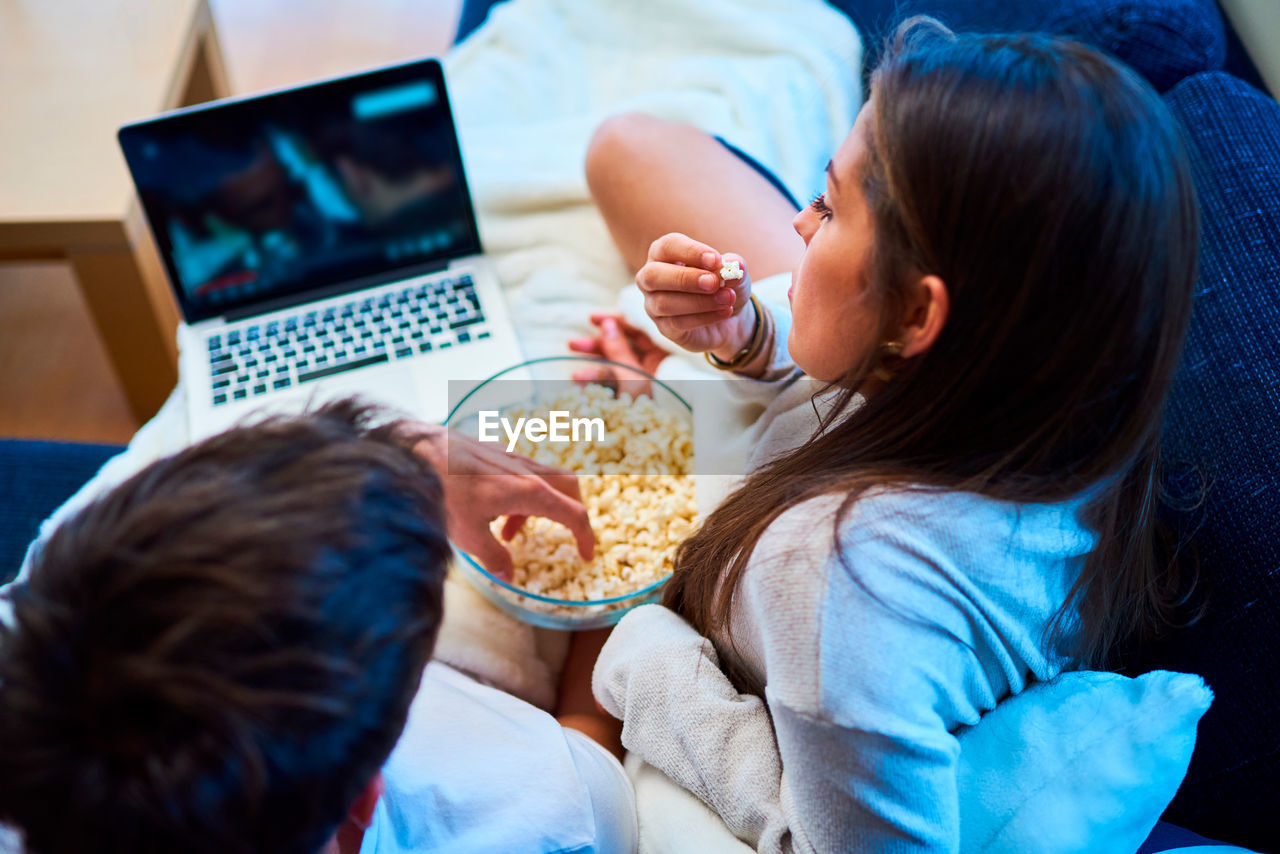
[832,0,1226,91]
[956,671,1212,854]
[1125,71,1280,854]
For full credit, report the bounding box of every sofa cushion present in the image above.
[1125,71,1280,854]
[833,0,1226,91]
[0,440,122,585]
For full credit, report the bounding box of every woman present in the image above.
[572,18,1199,853]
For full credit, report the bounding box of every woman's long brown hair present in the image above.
[664,19,1201,672]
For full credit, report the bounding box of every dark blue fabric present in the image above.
[829,0,1227,92]
[1041,0,1226,92]
[0,440,122,584]
[1137,820,1222,853]
[1122,72,1280,854]
[454,0,505,45]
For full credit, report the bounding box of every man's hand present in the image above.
[405,424,595,581]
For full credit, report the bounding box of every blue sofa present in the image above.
[2,0,1276,850]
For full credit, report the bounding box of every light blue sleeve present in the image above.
[741,496,993,854]
[593,570,969,854]
[765,614,966,854]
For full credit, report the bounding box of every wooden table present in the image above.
[0,0,231,422]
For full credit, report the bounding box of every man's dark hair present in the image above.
[0,401,451,854]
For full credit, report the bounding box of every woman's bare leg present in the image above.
[555,628,623,759]
[585,113,806,279]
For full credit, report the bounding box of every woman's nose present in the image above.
[793,209,815,244]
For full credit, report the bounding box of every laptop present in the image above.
[119,58,524,439]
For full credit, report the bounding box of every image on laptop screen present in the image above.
[120,60,480,322]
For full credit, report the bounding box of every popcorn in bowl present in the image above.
[496,384,696,602]
[499,473,696,601]
[449,370,697,629]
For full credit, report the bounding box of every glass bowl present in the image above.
[445,356,693,630]
[451,550,673,630]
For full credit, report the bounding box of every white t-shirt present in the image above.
[361,661,637,854]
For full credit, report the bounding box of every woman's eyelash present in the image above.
[809,192,832,218]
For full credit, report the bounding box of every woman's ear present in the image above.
[899,274,949,358]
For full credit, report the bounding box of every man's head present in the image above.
[0,402,450,854]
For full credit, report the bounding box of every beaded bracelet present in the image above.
[705,294,770,372]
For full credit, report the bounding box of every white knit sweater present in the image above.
[593,298,1097,853]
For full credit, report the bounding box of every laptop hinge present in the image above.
[220,258,455,324]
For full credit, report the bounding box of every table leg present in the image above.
[182,3,233,105]
[73,0,229,423]
[66,223,180,424]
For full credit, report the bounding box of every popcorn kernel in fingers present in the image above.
[719,259,744,281]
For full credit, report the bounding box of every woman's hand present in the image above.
[568,313,670,397]
[404,424,595,581]
[638,232,756,360]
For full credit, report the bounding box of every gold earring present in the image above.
[872,341,904,382]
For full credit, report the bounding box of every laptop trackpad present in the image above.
[292,362,425,419]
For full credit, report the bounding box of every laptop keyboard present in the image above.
[206,274,490,407]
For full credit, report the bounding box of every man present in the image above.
[0,401,634,853]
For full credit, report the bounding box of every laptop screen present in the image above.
[119,59,481,323]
